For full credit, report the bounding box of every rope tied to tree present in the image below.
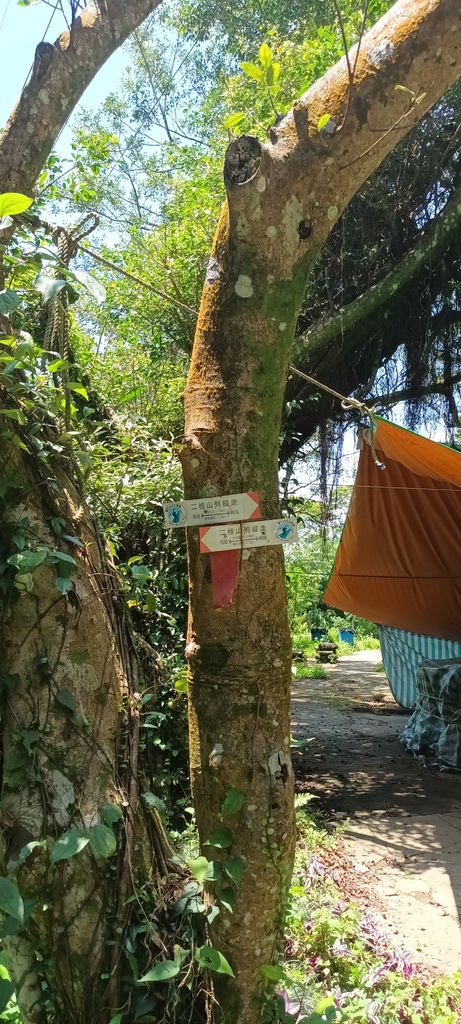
[289,364,385,469]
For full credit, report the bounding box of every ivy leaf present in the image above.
[88,824,117,858]
[55,689,77,713]
[218,887,235,913]
[203,827,233,849]
[139,960,179,983]
[0,877,24,922]
[142,792,166,815]
[100,803,123,826]
[221,788,245,817]
[225,856,245,886]
[7,548,48,572]
[187,856,209,883]
[0,977,15,1012]
[72,269,106,305]
[240,62,263,81]
[56,577,73,595]
[204,860,223,883]
[0,193,33,217]
[51,830,89,864]
[195,946,234,977]
[0,291,19,314]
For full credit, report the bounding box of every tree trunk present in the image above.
[182,1,461,1020]
[0,422,171,1024]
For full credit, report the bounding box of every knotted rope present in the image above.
[289,364,385,469]
[44,214,99,428]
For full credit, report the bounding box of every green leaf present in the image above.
[187,856,209,883]
[259,963,284,982]
[55,689,77,713]
[224,856,245,886]
[142,792,166,815]
[56,577,73,595]
[51,830,89,864]
[223,112,245,130]
[0,193,33,217]
[0,877,24,922]
[34,274,67,302]
[0,290,20,314]
[206,904,220,924]
[7,548,48,572]
[240,62,263,81]
[0,408,26,423]
[100,802,123,826]
[203,827,233,849]
[174,673,188,693]
[317,113,331,131]
[0,977,15,1013]
[221,788,245,817]
[88,824,117,858]
[47,358,71,372]
[314,997,335,1014]
[204,860,223,883]
[218,887,234,912]
[259,43,272,68]
[66,382,89,401]
[266,65,274,86]
[72,269,106,305]
[139,960,179,983]
[108,1016,123,1024]
[195,946,234,977]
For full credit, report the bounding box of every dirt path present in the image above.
[291,650,461,974]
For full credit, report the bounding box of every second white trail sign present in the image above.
[199,518,298,552]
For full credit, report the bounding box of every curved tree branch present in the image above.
[0,0,161,194]
[295,178,461,365]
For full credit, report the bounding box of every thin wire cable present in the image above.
[0,0,12,34]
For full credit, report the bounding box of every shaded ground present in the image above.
[291,650,461,974]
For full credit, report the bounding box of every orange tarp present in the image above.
[323,418,461,640]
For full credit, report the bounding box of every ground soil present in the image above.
[291,650,461,974]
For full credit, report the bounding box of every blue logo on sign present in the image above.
[167,505,185,526]
[276,521,293,541]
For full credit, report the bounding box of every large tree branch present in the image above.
[295,177,461,365]
[0,0,161,194]
[375,373,461,409]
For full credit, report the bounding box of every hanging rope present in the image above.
[289,364,385,469]
[44,214,99,429]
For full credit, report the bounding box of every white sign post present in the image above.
[199,517,298,553]
[163,491,260,528]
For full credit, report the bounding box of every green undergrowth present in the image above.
[280,797,461,1024]
[293,664,328,680]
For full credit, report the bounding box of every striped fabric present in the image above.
[378,626,461,710]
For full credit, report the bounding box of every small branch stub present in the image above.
[224,135,262,187]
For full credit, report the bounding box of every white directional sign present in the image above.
[163,492,260,528]
[199,517,298,553]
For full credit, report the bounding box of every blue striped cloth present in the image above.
[378,626,461,710]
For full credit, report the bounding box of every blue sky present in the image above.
[0,0,129,150]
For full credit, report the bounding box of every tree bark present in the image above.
[0,421,171,1024]
[182,1,461,1021]
[0,0,161,195]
